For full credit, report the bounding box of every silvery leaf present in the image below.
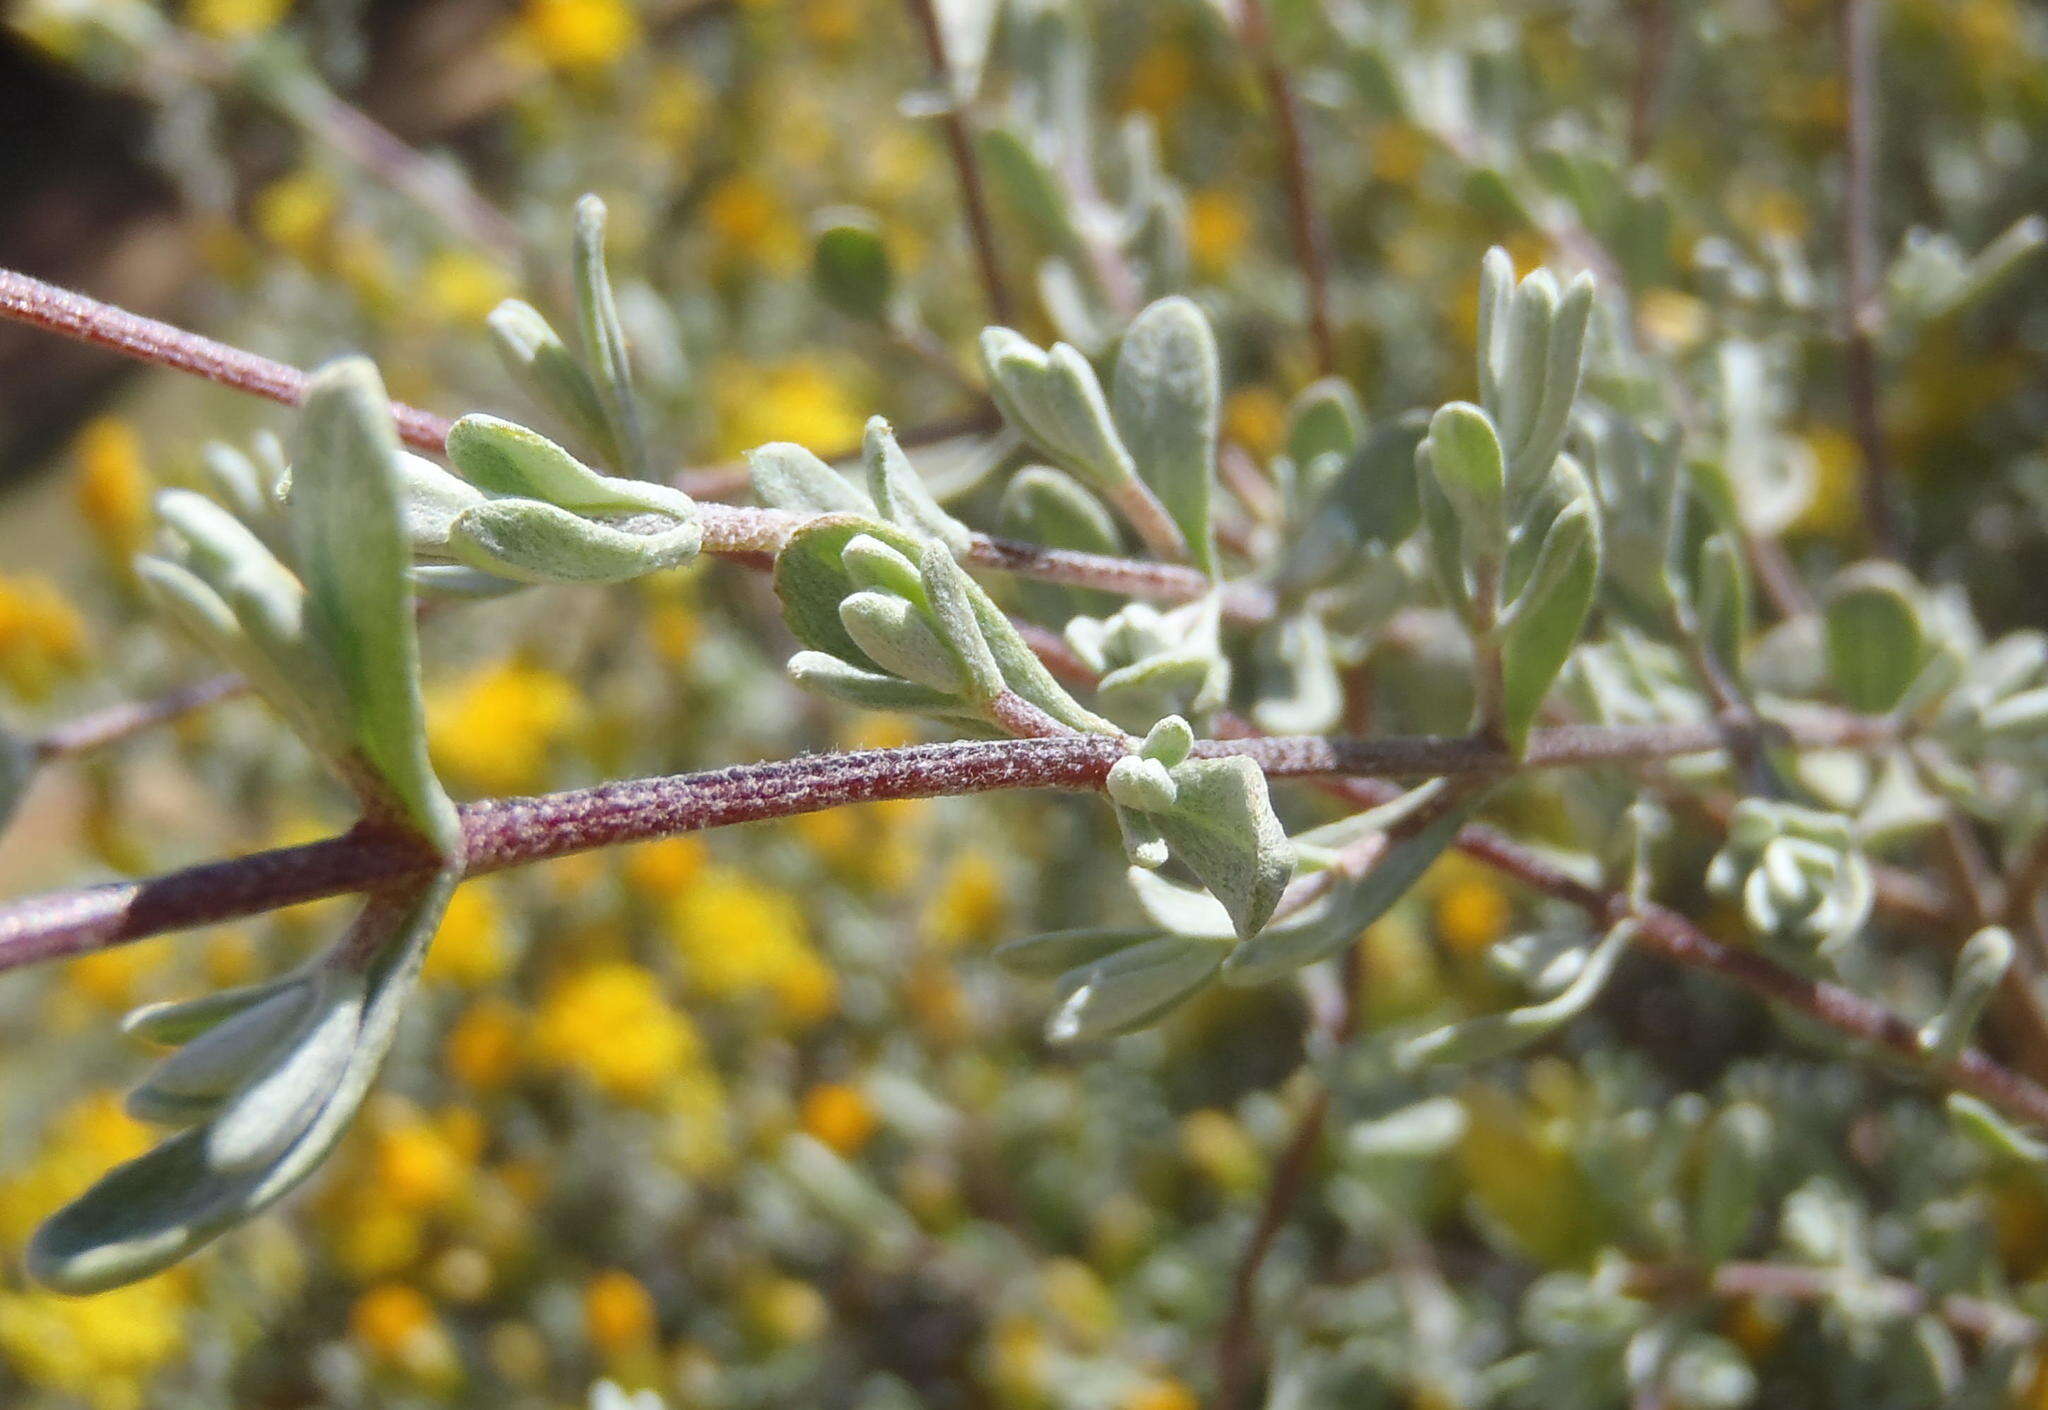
[1151,755,1293,941]
[1111,296,1219,573]
[864,417,973,554]
[446,415,696,521]
[995,926,1160,978]
[1047,935,1231,1041]
[29,871,457,1293]
[487,299,616,463]
[748,441,874,516]
[447,498,703,585]
[572,194,651,480]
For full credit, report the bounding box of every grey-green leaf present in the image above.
[811,209,894,323]
[1151,755,1293,941]
[446,414,696,520]
[1396,919,1634,1069]
[995,926,1160,979]
[864,417,973,553]
[1826,561,1925,714]
[1047,935,1231,1041]
[447,497,703,585]
[288,359,457,851]
[1111,296,1219,573]
[748,441,874,516]
[487,298,616,463]
[571,194,651,480]
[28,871,456,1294]
[1501,475,1603,751]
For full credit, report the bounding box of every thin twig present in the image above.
[32,675,246,762]
[902,0,1013,324]
[1627,0,1674,163]
[1237,0,1338,375]
[1841,0,1900,557]
[0,716,1899,975]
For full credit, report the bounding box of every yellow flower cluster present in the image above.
[0,571,87,700]
[427,658,584,795]
[669,865,836,1027]
[535,960,709,1102]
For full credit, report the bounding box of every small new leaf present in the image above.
[1826,561,1926,714]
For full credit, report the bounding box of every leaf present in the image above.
[979,329,1137,495]
[748,441,874,515]
[1287,378,1365,471]
[1150,756,1293,941]
[288,359,458,851]
[1224,787,1487,984]
[918,540,1004,702]
[839,591,969,695]
[1253,612,1345,735]
[995,926,1159,978]
[1111,296,1220,573]
[445,415,696,520]
[1694,1103,1770,1263]
[863,417,973,554]
[1826,561,1926,714]
[1421,402,1506,553]
[1047,936,1231,1041]
[0,716,34,835]
[1501,471,1603,751]
[811,209,894,322]
[1396,919,1635,1069]
[1126,866,1235,938]
[29,871,457,1294]
[126,976,321,1125]
[1000,465,1124,617]
[486,299,616,462]
[571,194,651,480]
[447,498,703,585]
[787,650,977,717]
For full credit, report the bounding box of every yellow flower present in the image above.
[1635,287,1709,355]
[1041,1257,1116,1348]
[331,1204,426,1280]
[514,0,640,74]
[64,944,158,1011]
[428,659,583,794]
[446,998,526,1091]
[0,1280,189,1410]
[0,1092,151,1250]
[1186,188,1253,277]
[0,571,88,700]
[72,417,151,568]
[1456,1083,1599,1268]
[1433,869,1513,958]
[669,867,837,1026]
[252,169,339,261]
[1121,1380,1199,1410]
[641,62,710,147]
[622,835,710,900]
[1123,42,1197,117]
[535,961,702,1102]
[1370,123,1431,187]
[799,1082,878,1157]
[922,849,1006,951]
[742,1275,827,1347]
[1792,425,1860,541]
[989,1314,1052,1402]
[370,1104,469,1213]
[185,0,290,40]
[351,1283,454,1380]
[1179,1109,1262,1195]
[713,357,866,458]
[585,1268,658,1354]
[703,173,804,276]
[1222,386,1288,461]
[425,881,513,987]
[421,249,514,326]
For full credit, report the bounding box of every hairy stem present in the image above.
[1238,0,1338,376]
[901,0,1013,324]
[2,715,1895,973]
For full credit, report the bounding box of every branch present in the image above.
[33,674,245,762]
[0,716,1899,974]
[1313,770,2048,1132]
[1841,0,1901,557]
[901,0,1013,324]
[1238,0,1338,375]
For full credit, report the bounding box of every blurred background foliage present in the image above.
[0,1,2045,1408]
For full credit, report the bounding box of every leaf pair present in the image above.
[1064,596,1230,732]
[140,360,457,847]
[774,513,1110,733]
[981,297,1218,570]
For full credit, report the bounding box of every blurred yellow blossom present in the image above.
[1121,1380,1200,1410]
[424,880,513,987]
[1186,188,1253,277]
[703,173,804,276]
[670,866,837,1026]
[252,169,339,261]
[0,1092,150,1250]
[742,1274,827,1347]
[1222,386,1288,461]
[622,834,710,898]
[585,1268,659,1354]
[0,571,88,700]
[0,1279,190,1410]
[922,848,1006,950]
[185,0,289,41]
[428,658,583,794]
[714,357,866,458]
[421,248,515,326]
[1179,1109,1262,1195]
[72,417,151,568]
[799,1081,878,1156]
[445,997,527,1091]
[1433,867,1512,957]
[369,1101,470,1214]
[536,961,702,1101]
[1041,1257,1117,1348]
[513,0,640,74]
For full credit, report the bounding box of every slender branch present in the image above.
[0,716,1900,975]
[0,268,455,454]
[1627,0,1674,163]
[1312,770,2048,1132]
[1237,0,1338,375]
[1841,0,1900,557]
[33,675,246,762]
[901,0,1013,324]
[1621,1260,2039,1346]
